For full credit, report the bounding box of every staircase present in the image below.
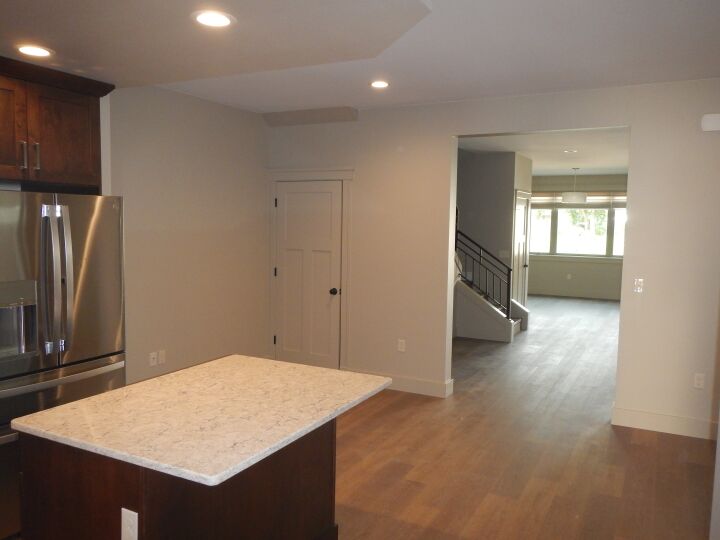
[454,230,528,343]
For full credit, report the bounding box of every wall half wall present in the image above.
[529,255,622,300]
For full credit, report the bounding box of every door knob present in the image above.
[329,288,339,295]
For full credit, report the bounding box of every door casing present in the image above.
[512,190,531,305]
[269,169,353,370]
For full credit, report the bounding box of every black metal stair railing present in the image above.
[455,230,512,319]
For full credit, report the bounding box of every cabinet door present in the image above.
[0,76,28,181]
[27,83,100,187]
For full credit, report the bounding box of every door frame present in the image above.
[512,190,532,305]
[269,168,353,370]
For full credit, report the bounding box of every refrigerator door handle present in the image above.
[59,205,74,352]
[40,204,62,355]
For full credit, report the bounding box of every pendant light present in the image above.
[561,167,587,204]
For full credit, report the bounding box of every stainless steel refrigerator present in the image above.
[0,191,125,538]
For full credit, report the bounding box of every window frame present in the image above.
[530,199,626,258]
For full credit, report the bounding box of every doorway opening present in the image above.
[451,126,630,408]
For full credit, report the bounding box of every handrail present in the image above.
[455,230,512,319]
[456,231,511,272]
[456,237,510,279]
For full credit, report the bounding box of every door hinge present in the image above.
[273,335,277,345]
[274,198,278,207]
[273,267,277,276]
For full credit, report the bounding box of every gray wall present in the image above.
[456,150,515,264]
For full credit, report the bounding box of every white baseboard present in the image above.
[612,406,718,440]
[343,368,453,398]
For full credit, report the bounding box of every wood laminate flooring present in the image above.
[335,296,715,539]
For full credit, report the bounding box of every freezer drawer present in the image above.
[0,354,124,539]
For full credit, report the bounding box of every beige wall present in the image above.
[267,78,720,438]
[107,87,272,384]
[529,255,622,300]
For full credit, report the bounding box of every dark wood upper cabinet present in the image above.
[27,84,100,186]
[0,57,113,191]
[0,76,28,181]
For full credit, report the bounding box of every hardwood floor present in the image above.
[335,296,716,539]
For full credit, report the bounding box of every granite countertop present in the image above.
[11,355,390,486]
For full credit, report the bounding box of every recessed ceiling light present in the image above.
[371,80,389,89]
[17,45,53,57]
[563,149,578,154]
[194,10,236,27]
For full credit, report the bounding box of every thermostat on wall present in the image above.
[701,114,720,132]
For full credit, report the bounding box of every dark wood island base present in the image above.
[20,420,338,540]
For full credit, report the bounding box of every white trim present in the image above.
[612,406,717,440]
[269,176,278,359]
[269,169,354,370]
[344,368,454,398]
[340,182,352,370]
[269,168,355,182]
[529,254,623,265]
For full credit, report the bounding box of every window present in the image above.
[530,209,552,253]
[529,193,626,257]
[556,208,608,255]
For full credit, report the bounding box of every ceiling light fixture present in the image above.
[561,168,588,204]
[371,80,389,89]
[194,10,236,27]
[563,149,578,154]
[17,45,53,57]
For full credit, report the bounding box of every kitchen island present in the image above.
[11,355,390,539]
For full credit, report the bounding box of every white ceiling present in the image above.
[0,0,430,86]
[459,128,630,176]
[2,0,719,113]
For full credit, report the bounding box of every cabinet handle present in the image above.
[19,141,28,170]
[34,142,41,171]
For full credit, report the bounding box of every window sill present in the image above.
[529,254,623,264]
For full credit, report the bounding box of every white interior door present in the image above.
[513,193,530,304]
[276,181,342,368]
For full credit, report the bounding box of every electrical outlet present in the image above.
[633,278,644,293]
[158,350,166,365]
[694,373,705,390]
[121,508,138,540]
[148,351,158,366]
[397,339,406,353]
[566,273,572,280]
